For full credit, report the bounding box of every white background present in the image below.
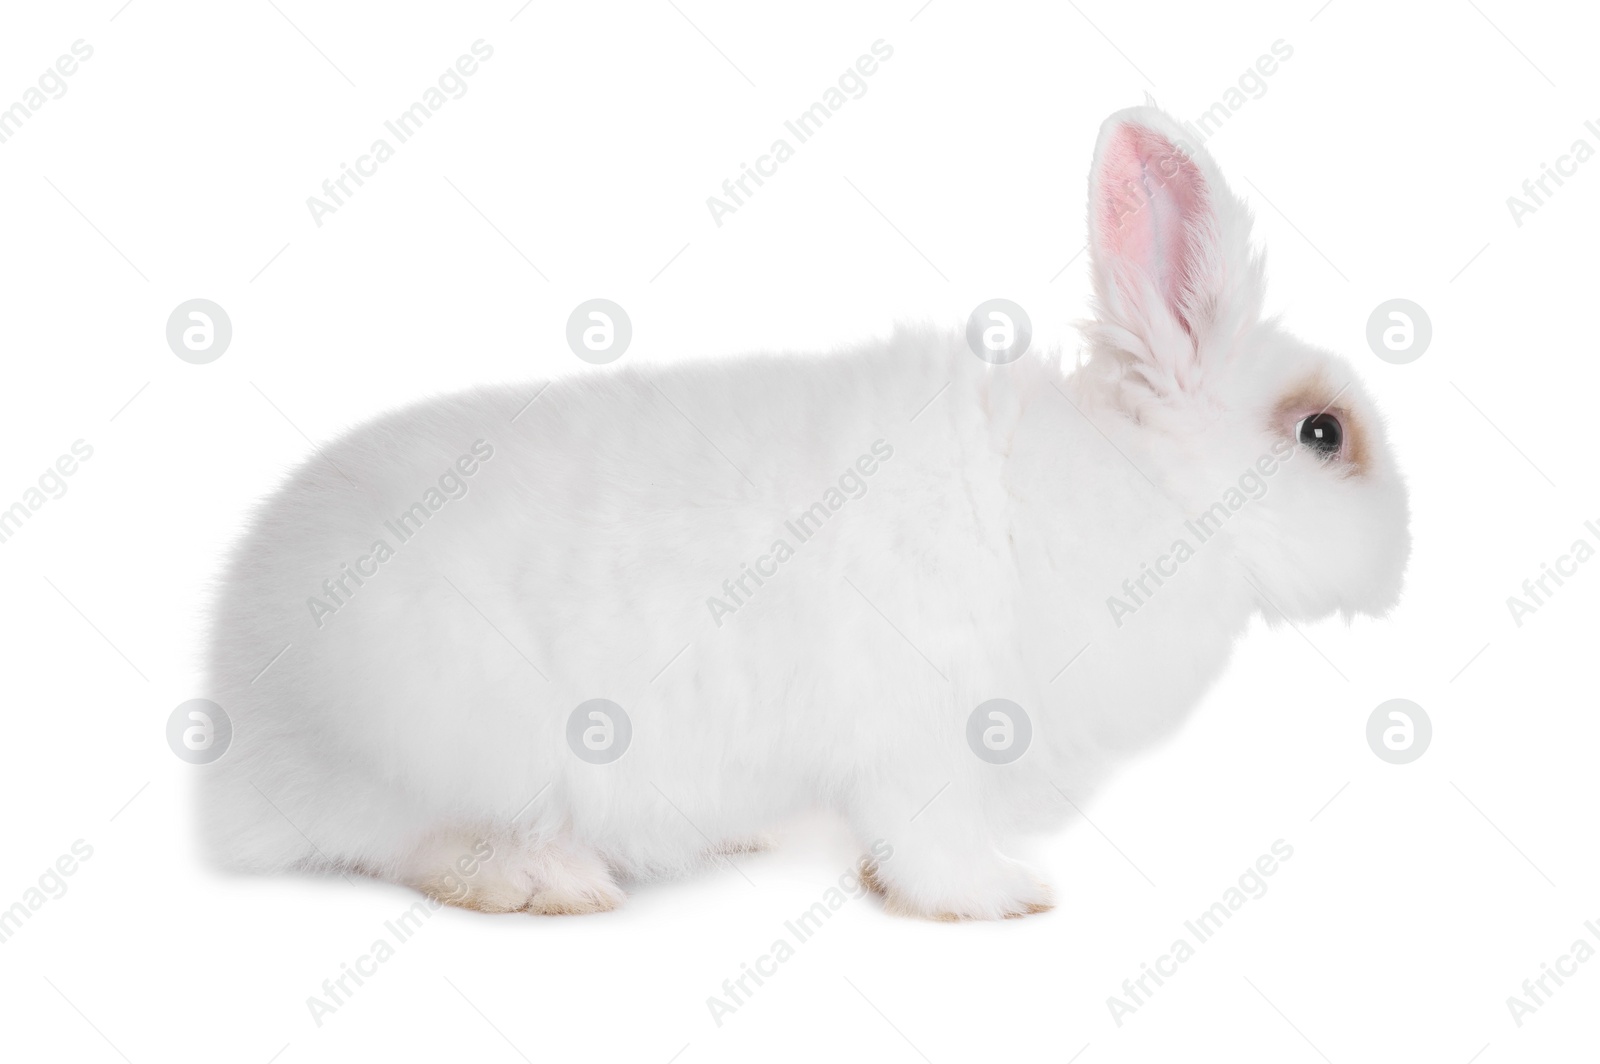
[1,1,1595,1061]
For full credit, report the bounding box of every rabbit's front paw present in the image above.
[867,854,1054,921]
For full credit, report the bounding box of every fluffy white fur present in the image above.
[200,107,1409,920]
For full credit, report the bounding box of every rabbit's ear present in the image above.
[1086,108,1263,394]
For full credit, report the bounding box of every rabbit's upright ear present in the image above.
[1086,108,1263,395]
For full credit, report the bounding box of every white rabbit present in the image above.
[200,106,1409,920]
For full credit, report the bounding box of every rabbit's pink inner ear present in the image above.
[1095,123,1210,333]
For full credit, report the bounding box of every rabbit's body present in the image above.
[203,328,1235,916]
[202,107,1409,919]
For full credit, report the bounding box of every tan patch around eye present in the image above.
[1273,377,1370,476]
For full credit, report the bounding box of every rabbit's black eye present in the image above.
[1296,413,1342,457]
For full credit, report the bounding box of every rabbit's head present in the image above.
[1079,106,1409,622]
